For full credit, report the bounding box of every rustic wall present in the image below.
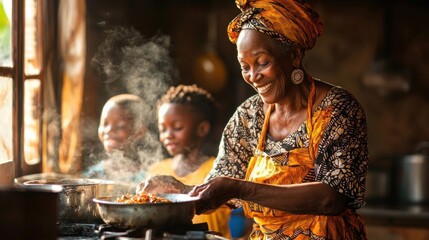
[307,2,429,162]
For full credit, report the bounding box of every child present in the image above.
[146,84,231,238]
[83,94,156,183]
[98,94,146,154]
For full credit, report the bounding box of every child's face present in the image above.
[98,103,135,153]
[158,103,202,156]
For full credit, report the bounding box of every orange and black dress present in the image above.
[206,80,368,239]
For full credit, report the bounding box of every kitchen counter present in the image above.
[358,202,429,228]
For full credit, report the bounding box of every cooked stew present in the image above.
[117,192,172,204]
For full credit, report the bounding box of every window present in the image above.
[23,0,42,166]
[0,0,44,182]
[0,77,12,165]
[0,0,13,171]
[0,0,11,66]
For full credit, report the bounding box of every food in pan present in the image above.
[116,192,172,204]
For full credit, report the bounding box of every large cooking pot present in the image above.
[15,173,134,223]
[93,193,199,228]
[14,172,77,185]
[392,142,429,204]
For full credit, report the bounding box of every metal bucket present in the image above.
[392,142,429,204]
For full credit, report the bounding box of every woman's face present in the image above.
[98,103,135,153]
[158,103,201,157]
[237,29,294,104]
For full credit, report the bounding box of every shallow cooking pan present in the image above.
[93,193,199,229]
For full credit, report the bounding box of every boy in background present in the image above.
[84,94,158,183]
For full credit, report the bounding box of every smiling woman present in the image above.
[139,0,369,239]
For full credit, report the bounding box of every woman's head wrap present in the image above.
[227,0,324,50]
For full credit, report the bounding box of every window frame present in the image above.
[0,0,45,183]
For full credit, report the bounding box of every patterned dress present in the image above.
[206,82,368,239]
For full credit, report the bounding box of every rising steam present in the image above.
[91,26,176,103]
[84,26,175,183]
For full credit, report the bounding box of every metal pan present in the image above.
[93,193,199,228]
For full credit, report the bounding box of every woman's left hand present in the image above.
[189,176,238,214]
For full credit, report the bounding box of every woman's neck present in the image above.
[267,77,314,141]
[274,77,313,115]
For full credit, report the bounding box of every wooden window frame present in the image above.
[0,0,48,184]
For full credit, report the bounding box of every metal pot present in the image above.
[15,173,134,223]
[93,193,199,228]
[392,142,429,204]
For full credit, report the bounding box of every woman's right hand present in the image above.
[189,176,239,214]
[136,175,190,194]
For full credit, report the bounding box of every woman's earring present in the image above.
[291,69,304,84]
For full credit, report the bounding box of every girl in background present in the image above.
[145,84,233,238]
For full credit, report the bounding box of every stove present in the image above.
[57,222,227,240]
[57,222,99,240]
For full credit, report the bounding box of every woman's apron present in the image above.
[242,80,366,239]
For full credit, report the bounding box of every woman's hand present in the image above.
[190,177,351,215]
[136,175,191,194]
[189,176,239,214]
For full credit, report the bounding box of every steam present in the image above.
[83,26,175,183]
[91,26,175,103]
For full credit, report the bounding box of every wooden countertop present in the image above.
[357,202,429,228]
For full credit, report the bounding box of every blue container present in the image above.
[228,207,247,239]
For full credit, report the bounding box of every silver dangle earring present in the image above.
[291,69,304,84]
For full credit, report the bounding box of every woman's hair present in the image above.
[157,84,218,127]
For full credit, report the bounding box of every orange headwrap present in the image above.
[227,0,324,50]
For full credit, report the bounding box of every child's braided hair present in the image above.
[157,84,218,128]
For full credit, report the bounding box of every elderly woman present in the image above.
[139,0,368,239]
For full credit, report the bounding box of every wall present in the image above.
[308,2,429,163]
